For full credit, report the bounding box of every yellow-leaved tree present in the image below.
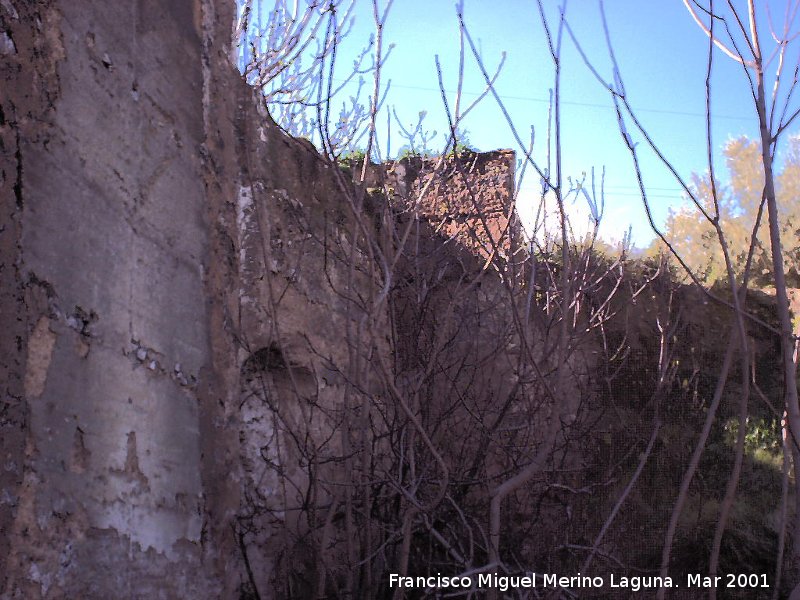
[662,136,800,287]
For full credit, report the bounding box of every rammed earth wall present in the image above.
[2,1,220,596]
[0,0,520,596]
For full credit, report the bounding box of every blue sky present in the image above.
[243,1,800,248]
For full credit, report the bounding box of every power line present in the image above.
[518,183,684,193]
[524,193,682,200]
[386,81,753,122]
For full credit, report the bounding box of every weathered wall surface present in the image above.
[0,0,531,596]
[0,2,46,590]
[213,86,388,599]
[1,0,391,596]
[366,150,520,266]
[1,0,219,596]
